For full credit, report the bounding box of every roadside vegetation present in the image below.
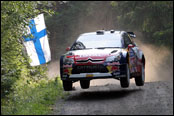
[110,1,173,49]
[1,1,66,115]
[1,77,65,115]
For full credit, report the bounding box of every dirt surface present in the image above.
[51,80,173,115]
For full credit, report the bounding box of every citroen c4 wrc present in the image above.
[60,30,145,91]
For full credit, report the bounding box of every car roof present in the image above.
[75,30,126,47]
[80,30,125,36]
[76,30,126,42]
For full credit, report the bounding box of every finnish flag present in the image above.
[23,14,51,66]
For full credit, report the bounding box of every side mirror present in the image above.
[130,34,136,38]
[66,47,70,51]
[128,44,134,50]
[127,32,136,38]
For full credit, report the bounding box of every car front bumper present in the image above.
[61,72,127,81]
[61,64,126,81]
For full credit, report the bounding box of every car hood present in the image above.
[66,48,122,60]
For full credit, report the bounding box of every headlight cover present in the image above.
[63,58,74,65]
[106,53,121,62]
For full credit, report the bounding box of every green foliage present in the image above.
[1,1,55,97]
[111,1,173,49]
[1,2,65,115]
[110,1,118,7]
[1,77,65,115]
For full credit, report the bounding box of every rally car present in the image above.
[60,30,145,91]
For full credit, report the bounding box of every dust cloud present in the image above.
[134,38,173,82]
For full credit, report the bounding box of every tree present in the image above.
[1,1,54,97]
[111,1,173,49]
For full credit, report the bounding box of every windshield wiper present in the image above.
[95,47,121,49]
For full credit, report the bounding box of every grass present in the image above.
[1,77,67,115]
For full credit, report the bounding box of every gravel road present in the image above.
[51,80,173,115]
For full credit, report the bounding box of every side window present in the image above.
[71,41,86,50]
[123,34,132,47]
[121,38,125,48]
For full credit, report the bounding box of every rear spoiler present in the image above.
[127,32,136,38]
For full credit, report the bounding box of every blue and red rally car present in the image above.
[60,30,145,91]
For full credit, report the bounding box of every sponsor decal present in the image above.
[129,57,136,64]
[113,72,120,76]
[63,75,68,78]
[129,51,134,57]
[86,74,93,77]
[111,66,119,71]
[129,48,135,58]
[63,64,73,68]
[67,68,72,75]
[79,54,105,57]
[107,65,119,73]
[107,62,120,65]
[107,66,112,73]
[63,68,72,75]
[77,65,98,70]
[66,55,74,58]
[63,69,68,73]
[137,65,141,72]
[130,68,135,73]
[137,59,142,65]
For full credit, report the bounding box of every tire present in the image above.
[135,64,145,86]
[63,80,72,91]
[120,64,130,88]
[80,80,90,89]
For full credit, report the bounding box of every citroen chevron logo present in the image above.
[87,58,92,62]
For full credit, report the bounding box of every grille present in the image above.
[76,59,104,63]
[72,64,108,74]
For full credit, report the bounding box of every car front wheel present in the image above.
[135,64,145,86]
[120,64,130,88]
[80,80,90,89]
[63,80,73,91]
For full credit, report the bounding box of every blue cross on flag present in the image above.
[23,14,51,66]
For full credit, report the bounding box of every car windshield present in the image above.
[71,33,123,50]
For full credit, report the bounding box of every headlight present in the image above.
[106,54,121,62]
[63,58,74,65]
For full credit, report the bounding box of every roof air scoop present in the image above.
[110,30,115,33]
[96,30,104,35]
[127,32,136,38]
